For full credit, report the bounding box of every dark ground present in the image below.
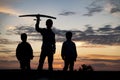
[0,69,119,80]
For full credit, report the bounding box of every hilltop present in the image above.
[0,69,119,80]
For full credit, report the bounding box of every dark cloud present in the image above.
[13,26,36,34]
[79,25,120,45]
[0,37,15,54]
[109,0,120,13]
[111,8,120,13]
[7,26,43,41]
[88,59,120,63]
[0,36,15,44]
[77,55,120,71]
[91,63,120,71]
[59,11,76,16]
[0,48,12,54]
[78,55,120,63]
[0,59,18,64]
[79,34,120,45]
[84,6,103,16]
[98,25,112,31]
[90,59,120,71]
[7,25,120,45]
[7,25,39,36]
[83,0,103,16]
[91,63,107,67]
[114,26,120,30]
[84,0,120,16]
[0,12,11,16]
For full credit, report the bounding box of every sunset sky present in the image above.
[0,0,120,71]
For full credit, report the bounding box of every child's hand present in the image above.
[74,59,76,61]
[30,56,34,60]
[36,16,40,21]
[62,57,65,60]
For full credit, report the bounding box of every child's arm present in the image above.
[61,43,65,60]
[35,16,43,32]
[74,43,77,61]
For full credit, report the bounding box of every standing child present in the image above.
[35,16,56,71]
[16,33,33,70]
[61,31,77,71]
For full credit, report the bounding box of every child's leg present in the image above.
[69,61,74,71]
[63,60,69,71]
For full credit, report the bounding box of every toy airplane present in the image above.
[19,14,56,20]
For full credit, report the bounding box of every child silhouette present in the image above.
[35,16,56,71]
[16,33,33,70]
[61,31,77,71]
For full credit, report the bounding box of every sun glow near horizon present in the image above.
[0,38,120,71]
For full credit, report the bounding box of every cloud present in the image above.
[91,63,120,71]
[84,0,120,16]
[0,36,15,44]
[84,6,103,16]
[59,11,76,16]
[0,7,21,16]
[6,25,120,45]
[98,25,112,31]
[89,59,120,63]
[0,48,12,54]
[111,8,120,13]
[6,25,42,41]
[79,25,120,45]
[114,26,120,30]
[0,59,18,69]
[86,58,120,71]
[7,26,36,35]
[8,26,66,41]
[0,59,17,63]
[78,54,120,60]
[83,0,104,16]
[109,0,120,13]
[77,54,120,71]
[0,36,16,54]
[104,0,120,17]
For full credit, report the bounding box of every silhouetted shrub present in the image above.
[78,64,94,71]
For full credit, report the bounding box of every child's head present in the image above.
[66,31,72,40]
[21,33,27,42]
[46,19,53,29]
